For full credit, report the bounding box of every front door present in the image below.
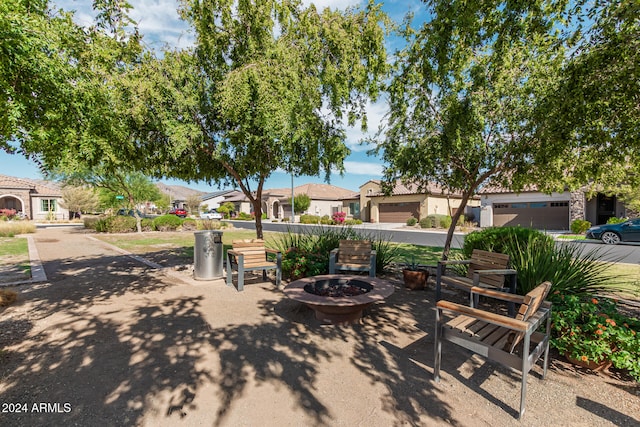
[596,194,616,225]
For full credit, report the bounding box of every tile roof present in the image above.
[201,189,235,200]
[367,179,469,198]
[0,174,62,196]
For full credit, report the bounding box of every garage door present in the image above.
[379,202,420,223]
[493,201,569,230]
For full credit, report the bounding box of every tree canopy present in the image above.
[533,0,640,192]
[1,0,142,174]
[126,0,389,238]
[376,0,567,258]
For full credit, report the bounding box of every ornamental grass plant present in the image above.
[270,225,399,279]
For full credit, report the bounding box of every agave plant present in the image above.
[508,235,624,296]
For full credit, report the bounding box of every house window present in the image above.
[510,203,528,209]
[41,199,57,212]
[494,204,509,209]
[530,202,548,208]
[551,202,569,207]
[349,202,360,216]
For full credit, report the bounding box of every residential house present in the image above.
[478,184,628,230]
[0,174,69,220]
[359,180,481,223]
[261,183,355,220]
[199,189,236,212]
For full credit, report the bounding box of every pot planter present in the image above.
[564,352,612,372]
[403,269,428,290]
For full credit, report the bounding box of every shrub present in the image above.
[0,208,17,220]
[236,212,254,220]
[282,247,327,280]
[440,215,452,229]
[606,217,628,225]
[198,219,223,230]
[270,225,399,277]
[141,218,155,232]
[105,215,137,233]
[571,219,592,234]
[344,219,362,225]
[551,294,640,381]
[319,215,333,225]
[181,218,197,231]
[406,217,417,226]
[332,211,346,224]
[419,217,433,228]
[83,216,100,230]
[462,226,552,258]
[153,214,183,231]
[300,214,321,224]
[93,218,109,233]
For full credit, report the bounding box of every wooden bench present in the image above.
[435,249,517,311]
[435,281,552,419]
[226,239,282,291]
[329,240,377,277]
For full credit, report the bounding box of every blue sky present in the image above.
[1,0,426,193]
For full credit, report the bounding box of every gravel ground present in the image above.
[0,227,638,426]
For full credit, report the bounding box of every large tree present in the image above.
[1,0,142,173]
[533,0,640,193]
[376,0,567,258]
[126,0,389,238]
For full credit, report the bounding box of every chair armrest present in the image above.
[474,268,517,276]
[469,286,526,303]
[227,249,241,256]
[265,248,280,255]
[437,300,529,331]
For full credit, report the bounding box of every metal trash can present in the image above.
[193,230,224,280]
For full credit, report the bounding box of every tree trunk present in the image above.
[253,198,264,239]
[441,191,472,260]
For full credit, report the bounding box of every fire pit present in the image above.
[283,275,395,324]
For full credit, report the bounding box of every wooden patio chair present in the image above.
[435,249,517,313]
[226,239,282,291]
[329,240,377,277]
[434,281,553,419]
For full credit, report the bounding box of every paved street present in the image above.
[229,220,640,264]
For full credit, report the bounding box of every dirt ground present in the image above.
[0,226,638,426]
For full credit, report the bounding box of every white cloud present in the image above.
[344,99,388,152]
[341,161,384,176]
[53,0,193,49]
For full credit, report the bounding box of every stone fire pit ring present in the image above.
[283,274,395,324]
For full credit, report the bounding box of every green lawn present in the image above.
[0,237,31,276]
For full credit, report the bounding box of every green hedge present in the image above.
[152,214,183,231]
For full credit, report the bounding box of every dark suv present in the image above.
[169,208,188,218]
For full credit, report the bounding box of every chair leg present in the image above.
[519,335,531,419]
[226,257,233,287]
[434,307,442,382]
[238,264,245,291]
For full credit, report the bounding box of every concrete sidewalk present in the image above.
[0,227,637,426]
